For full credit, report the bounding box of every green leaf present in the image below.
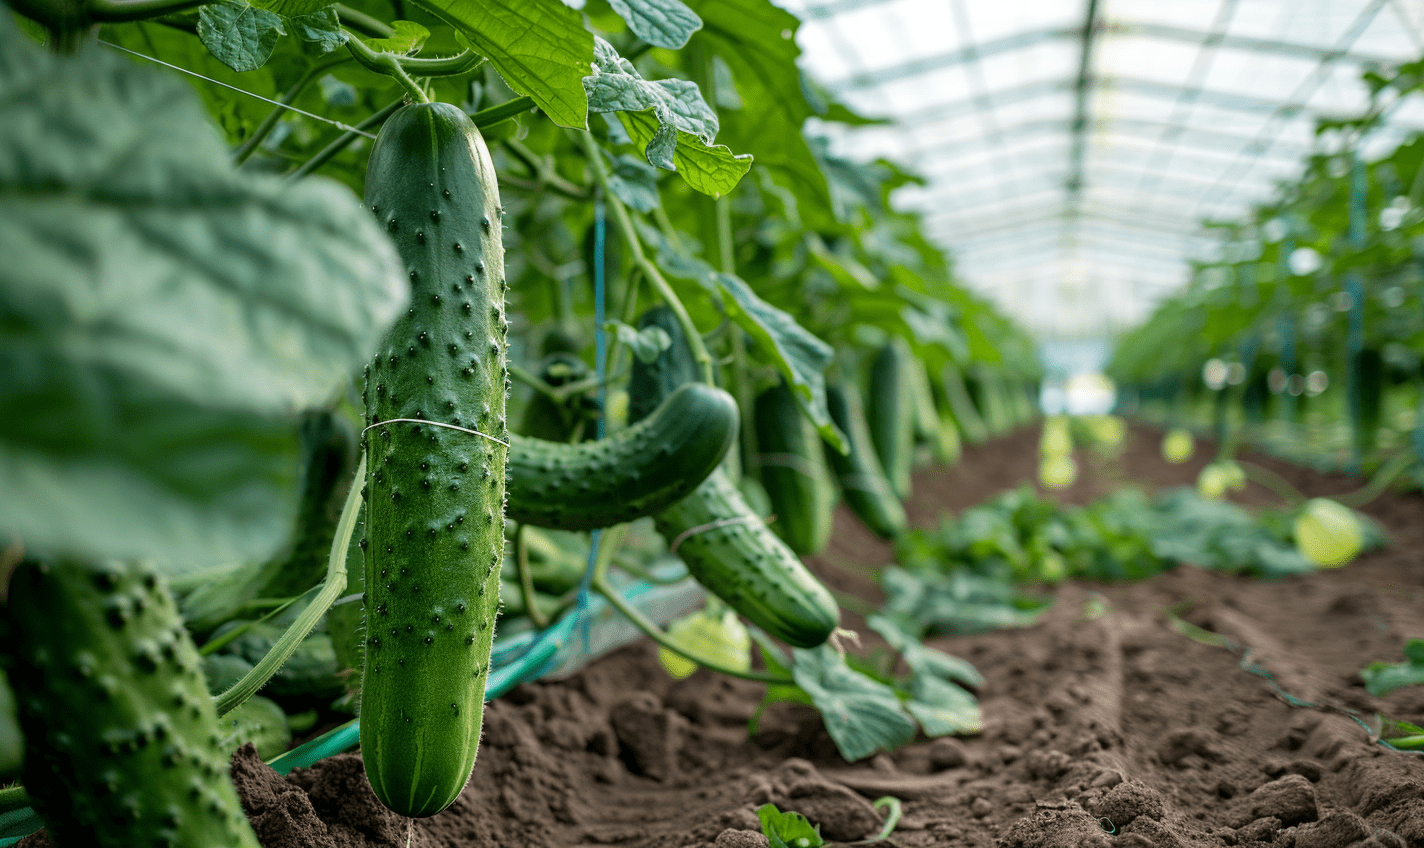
[609,0,701,49]
[586,37,751,197]
[0,14,407,572]
[288,8,347,53]
[411,0,591,129]
[712,272,843,452]
[250,0,331,18]
[905,676,982,737]
[757,804,824,848]
[198,0,287,73]
[605,151,662,212]
[1362,639,1424,696]
[357,19,429,54]
[684,0,834,225]
[790,644,917,761]
[607,321,671,363]
[866,614,984,687]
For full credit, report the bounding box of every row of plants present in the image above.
[0,0,1046,843]
[1109,56,1424,478]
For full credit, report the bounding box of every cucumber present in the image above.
[867,339,915,498]
[2,559,261,847]
[825,381,907,539]
[359,101,507,818]
[940,363,989,445]
[754,379,835,555]
[906,355,959,465]
[1353,347,1383,458]
[632,309,838,648]
[506,382,738,531]
[654,469,839,648]
[627,306,699,424]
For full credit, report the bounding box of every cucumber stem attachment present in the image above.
[343,37,428,103]
[512,525,549,629]
[212,453,365,717]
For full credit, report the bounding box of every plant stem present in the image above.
[471,95,535,127]
[286,98,401,180]
[1337,451,1415,508]
[1237,461,1305,506]
[233,55,350,166]
[344,36,428,103]
[502,139,591,200]
[213,453,365,717]
[86,0,205,22]
[591,573,793,685]
[333,2,391,38]
[512,525,549,629]
[579,131,715,385]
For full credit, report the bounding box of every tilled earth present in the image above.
[21,423,1424,848]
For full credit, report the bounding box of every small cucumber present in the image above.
[359,101,507,818]
[2,559,261,848]
[754,379,835,555]
[868,339,915,498]
[505,382,738,531]
[825,381,907,539]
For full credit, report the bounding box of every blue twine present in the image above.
[574,198,609,652]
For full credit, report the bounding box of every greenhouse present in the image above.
[2,0,1423,845]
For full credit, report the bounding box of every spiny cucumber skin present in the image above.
[654,469,839,648]
[754,380,835,556]
[825,383,907,540]
[359,102,506,819]
[868,340,915,499]
[2,559,261,848]
[507,383,739,531]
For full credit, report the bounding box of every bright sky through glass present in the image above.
[776,0,1424,340]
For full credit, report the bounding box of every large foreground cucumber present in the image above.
[754,379,835,555]
[631,309,839,648]
[359,101,506,818]
[507,382,738,531]
[825,381,907,539]
[867,339,915,498]
[3,559,261,848]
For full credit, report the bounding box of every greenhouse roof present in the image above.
[776,0,1424,339]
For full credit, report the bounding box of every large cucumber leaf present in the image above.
[412,0,591,129]
[609,0,701,49]
[0,15,407,572]
[586,37,751,198]
[682,0,835,227]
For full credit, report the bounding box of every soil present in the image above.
[20,423,1424,848]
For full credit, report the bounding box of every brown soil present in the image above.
[20,424,1424,847]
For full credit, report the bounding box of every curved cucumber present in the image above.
[654,469,839,648]
[754,379,835,555]
[507,382,738,531]
[632,308,838,648]
[868,339,915,499]
[2,559,261,847]
[825,382,907,539]
[359,102,507,818]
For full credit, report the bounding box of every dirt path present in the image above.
[21,423,1424,848]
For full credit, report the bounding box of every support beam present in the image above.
[1065,0,1102,197]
